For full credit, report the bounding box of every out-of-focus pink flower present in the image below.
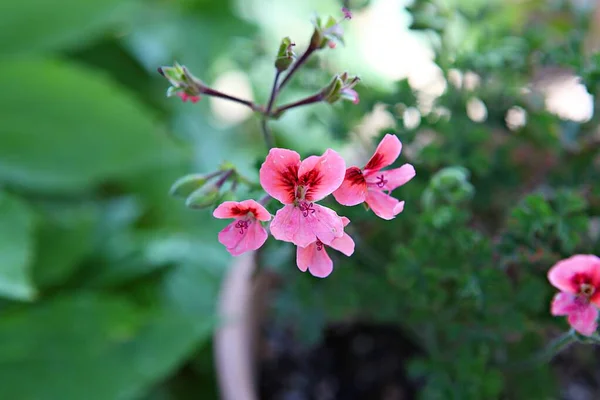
[341,87,359,104]
[259,148,346,248]
[342,7,352,20]
[328,41,337,49]
[333,134,415,220]
[177,92,201,103]
[213,200,271,256]
[296,217,355,278]
[548,254,600,336]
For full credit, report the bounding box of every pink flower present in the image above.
[177,92,201,103]
[213,200,271,256]
[548,254,600,336]
[341,88,359,104]
[342,7,352,20]
[259,148,346,248]
[333,134,415,220]
[296,217,355,278]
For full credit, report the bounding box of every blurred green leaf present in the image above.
[32,203,98,288]
[0,0,136,57]
[0,59,179,192]
[0,293,214,400]
[0,192,35,301]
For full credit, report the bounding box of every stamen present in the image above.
[299,202,316,217]
[235,220,250,234]
[376,174,387,188]
[316,240,324,251]
[580,283,595,297]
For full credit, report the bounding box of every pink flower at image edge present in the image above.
[259,148,346,248]
[213,200,271,256]
[333,134,415,220]
[296,217,355,278]
[548,254,600,336]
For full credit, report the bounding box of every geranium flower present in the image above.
[333,134,415,220]
[259,148,346,248]
[548,254,600,336]
[296,217,355,278]
[213,200,271,256]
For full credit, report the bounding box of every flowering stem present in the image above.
[277,45,316,91]
[272,92,324,116]
[202,87,262,112]
[510,330,576,371]
[260,71,281,149]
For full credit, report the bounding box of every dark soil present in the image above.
[259,322,422,400]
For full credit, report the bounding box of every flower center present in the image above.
[235,220,250,234]
[375,174,387,188]
[298,201,316,217]
[316,240,324,251]
[580,283,595,298]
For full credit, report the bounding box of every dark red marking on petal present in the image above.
[364,152,385,171]
[277,165,300,201]
[345,167,365,185]
[298,169,322,201]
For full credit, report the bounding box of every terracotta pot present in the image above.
[213,252,274,400]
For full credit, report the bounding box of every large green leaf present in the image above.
[0,59,179,192]
[0,193,35,301]
[0,0,136,57]
[0,293,214,400]
[31,203,99,288]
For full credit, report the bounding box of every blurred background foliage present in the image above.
[0,0,599,399]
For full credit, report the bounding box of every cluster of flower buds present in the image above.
[157,62,205,103]
[170,163,241,210]
[322,72,360,104]
[310,7,353,50]
[275,37,297,72]
[157,7,359,120]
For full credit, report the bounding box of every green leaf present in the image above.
[31,203,98,288]
[0,293,214,400]
[0,0,137,57]
[0,59,179,192]
[0,193,35,301]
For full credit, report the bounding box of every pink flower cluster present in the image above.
[213,134,415,278]
[548,255,600,336]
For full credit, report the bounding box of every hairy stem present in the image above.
[278,45,316,91]
[272,92,324,116]
[202,87,262,112]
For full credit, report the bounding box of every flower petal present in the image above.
[341,216,350,227]
[238,199,271,221]
[217,219,268,256]
[363,134,402,172]
[296,243,315,272]
[366,164,416,192]
[298,149,346,202]
[567,304,598,336]
[365,190,404,220]
[329,232,355,256]
[305,204,344,246]
[332,167,367,206]
[213,199,271,221]
[297,243,333,278]
[259,148,301,204]
[547,255,600,294]
[550,292,580,316]
[270,205,315,247]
